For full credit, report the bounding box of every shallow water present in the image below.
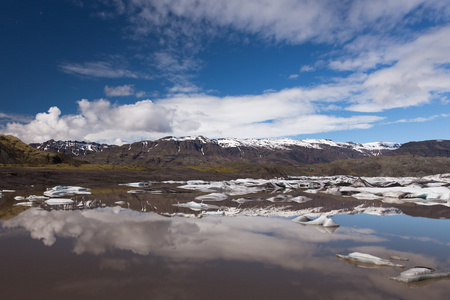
[1,181,450,299]
[1,206,450,299]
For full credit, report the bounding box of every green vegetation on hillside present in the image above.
[0,134,84,166]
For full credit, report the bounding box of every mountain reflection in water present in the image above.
[1,207,450,299]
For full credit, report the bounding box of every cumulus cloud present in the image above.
[7,20,450,145]
[2,81,385,144]
[104,84,135,97]
[3,99,174,144]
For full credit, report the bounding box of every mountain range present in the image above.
[29,136,401,166]
[2,134,450,177]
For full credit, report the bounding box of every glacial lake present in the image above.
[1,180,450,299]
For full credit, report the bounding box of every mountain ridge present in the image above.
[28,135,401,167]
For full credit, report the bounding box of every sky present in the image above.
[1,0,450,145]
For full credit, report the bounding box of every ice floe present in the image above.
[336,252,405,268]
[27,195,49,201]
[13,202,35,207]
[195,193,228,201]
[45,198,75,205]
[292,215,339,227]
[119,182,150,187]
[389,267,450,283]
[173,174,450,208]
[44,186,91,197]
[173,201,221,211]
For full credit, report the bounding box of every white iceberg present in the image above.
[322,218,340,227]
[292,215,340,228]
[13,202,34,207]
[389,267,450,283]
[173,201,221,211]
[45,198,75,205]
[119,182,150,187]
[201,211,225,216]
[336,252,404,267]
[195,193,228,201]
[26,195,50,201]
[44,186,91,197]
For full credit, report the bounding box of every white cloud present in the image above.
[3,99,174,144]
[104,84,135,97]
[59,60,145,79]
[0,112,33,124]
[288,74,299,80]
[102,0,449,45]
[2,83,384,144]
[300,65,314,72]
[387,114,450,124]
[342,26,450,112]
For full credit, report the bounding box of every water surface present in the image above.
[1,206,450,299]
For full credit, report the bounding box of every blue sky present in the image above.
[1,0,449,145]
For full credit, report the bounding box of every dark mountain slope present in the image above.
[386,140,450,157]
[0,135,83,165]
[33,136,399,167]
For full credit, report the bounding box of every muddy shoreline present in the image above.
[0,167,242,190]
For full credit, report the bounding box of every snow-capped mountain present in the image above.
[29,136,401,166]
[30,139,117,157]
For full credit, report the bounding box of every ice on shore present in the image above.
[389,267,450,283]
[336,252,405,268]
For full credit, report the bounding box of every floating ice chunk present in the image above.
[336,252,404,267]
[13,202,34,207]
[389,267,450,283]
[173,201,220,211]
[232,197,263,204]
[201,211,225,216]
[119,182,150,187]
[14,196,25,201]
[195,193,228,202]
[293,215,340,228]
[389,256,409,261]
[114,201,127,205]
[298,215,327,225]
[45,198,75,205]
[44,190,75,197]
[267,195,311,203]
[26,195,49,201]
[323,218,339,227]
[44,186,91,197]
[352,193,383,200]
[291,215,311,223]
